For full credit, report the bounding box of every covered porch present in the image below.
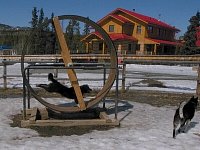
[81,32,138,55]
[141,38,182,55]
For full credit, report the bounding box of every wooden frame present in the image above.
[21,107,120,127]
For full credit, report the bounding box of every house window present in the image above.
[136,25,142,34]
[128,44,132,51]
[164,29,167,36]
[109,25,114,32]
[136,44,140,50]
[148,26,153,33]
[158,28,161,36]
[99,42,103,50]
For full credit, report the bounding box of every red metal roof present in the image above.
[98,8,180,31]
[148,38,182,46]
[109,33,137,41]
[85,32,137,42]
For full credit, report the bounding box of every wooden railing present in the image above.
[1,54,200,62]
[1,54,200,95]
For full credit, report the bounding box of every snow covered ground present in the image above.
[0,63,198,93]
[0,63,200,150]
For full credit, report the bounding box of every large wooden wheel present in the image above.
[21,15,118,112]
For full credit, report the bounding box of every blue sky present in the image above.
[0,0,200,36]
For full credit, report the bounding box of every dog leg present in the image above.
[178,118,187,133]
[173,109,181,138]
[173,129,176,138]
[182,120,191,133]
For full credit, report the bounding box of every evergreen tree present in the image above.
[47,13,57,54]
[45,14,56,54]
[73,20,82,53]
[65,19,81,53]
[38,8,44,27]
[31,7,38,28]
[51,13,55,31]
[38,8,49,54]
[181,11,200,54]
[28,7,57,55]
[83,17,90,35]
[29,7,39,54]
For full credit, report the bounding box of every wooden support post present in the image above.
[3,60,7,89]
[121,63,126,92]
[196,64,200,97]
[53,17,86,110]
[29,107,38,124]
[38,108,49,120]
[53,69,58,78]
[99,112,112,123]
[153,44,157,55]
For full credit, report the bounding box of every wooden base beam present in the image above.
[21,119,119,127]
[21,107,120,128]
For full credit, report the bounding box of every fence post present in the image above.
[53,58,59,78]
[53,69,58,78]
[3,59,7,89]
[196,64,200,97]
[121,62,126,92]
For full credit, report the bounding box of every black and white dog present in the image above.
[37,73,92,104]
[173,96,199,138]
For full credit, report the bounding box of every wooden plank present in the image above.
[99,112,113,123]
[3,54,200,62]
[99,112,109,120]
[21,119,119,127]
[21,120,31,127]
[38,108,49,120]
[29,107,38,124]
[53,17,86,110]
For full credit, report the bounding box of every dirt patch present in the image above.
[0,87,194,107]
[0,88,24,98]
[113,90,194,107]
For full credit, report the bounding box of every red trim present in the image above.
[109,14,131,23]
[86,32,137,41]
[98,14,131,24]
[149,38,182,46]
[109,33,137,41]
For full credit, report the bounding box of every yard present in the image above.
[0,63,199,149]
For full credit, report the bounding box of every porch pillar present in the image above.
[161,45,164,54]
[140,43,145,55]
[86,42,89,53]
[153,44,157,55]
[102,42,105,54]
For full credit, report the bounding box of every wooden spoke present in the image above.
[53,17,86,110]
